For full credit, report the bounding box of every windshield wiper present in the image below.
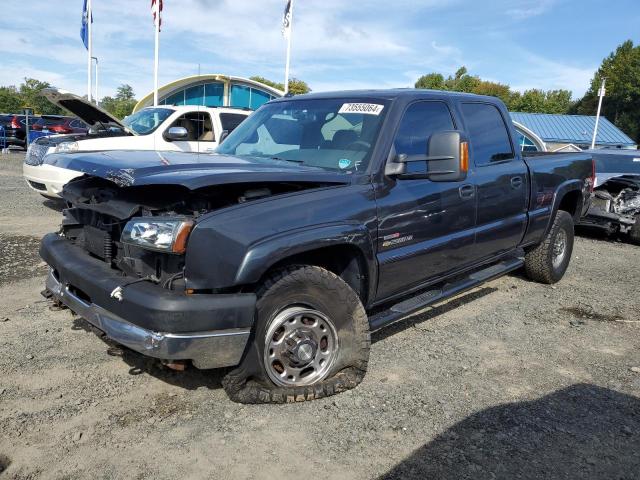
[271,156,304,164]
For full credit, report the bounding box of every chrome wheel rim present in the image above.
[552,229,568,269]
[263,306,339,387]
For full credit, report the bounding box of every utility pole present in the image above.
[590,77,606,150]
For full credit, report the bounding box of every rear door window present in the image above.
[220,113,248,133]
[461,103,514,165]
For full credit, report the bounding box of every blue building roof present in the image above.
[509,112,636,147]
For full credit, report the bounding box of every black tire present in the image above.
[222,265,370,404]
[524,210,574,284]
[629,215,640,245]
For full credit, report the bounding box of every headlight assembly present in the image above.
[54,141,79,153]
[121,218,194,254]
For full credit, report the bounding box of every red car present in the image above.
[31,115,88,134]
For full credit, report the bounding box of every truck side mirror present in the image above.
[385,130,468,181]
[426,131,468,182]
[219,129,230,144]
[164,126,189,142]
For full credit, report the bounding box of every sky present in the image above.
[2,0,639,101]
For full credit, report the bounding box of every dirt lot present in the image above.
[1,151,639,479]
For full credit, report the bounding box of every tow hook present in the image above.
[109,275,159,302]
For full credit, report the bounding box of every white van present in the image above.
[23,88,251,198]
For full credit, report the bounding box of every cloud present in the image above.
[506,0,556,20]
[507,48,595,97]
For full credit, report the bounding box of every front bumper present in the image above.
[41,233,256,369]
[23,163,82,197]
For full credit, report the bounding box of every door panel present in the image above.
[474,161,528,258]
[375,179,476,300]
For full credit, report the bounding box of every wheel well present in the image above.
[557,190,582,223]
[263,245,369,304]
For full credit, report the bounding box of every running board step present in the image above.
[391,289,443,314]
[369,255,524,331]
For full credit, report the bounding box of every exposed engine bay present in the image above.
[59,176,334,289]
[581,175,640,240]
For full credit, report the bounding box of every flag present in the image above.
[80,0,92,50]
[152,0,163,30]
[282,0,292,38]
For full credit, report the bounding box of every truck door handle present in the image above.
[511,176,523,188]
[459,184,475,199]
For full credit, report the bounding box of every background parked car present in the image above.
[0,114,40,149]
[31,115,88,135]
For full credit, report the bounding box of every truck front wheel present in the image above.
[222,265,370,403]
[524,210,575,284]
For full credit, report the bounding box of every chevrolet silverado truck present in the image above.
[40,89,594,403]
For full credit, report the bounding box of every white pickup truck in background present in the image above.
[23,88,251,198]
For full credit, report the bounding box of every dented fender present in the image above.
[234,222,377,291]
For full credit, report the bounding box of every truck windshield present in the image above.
[122,108,174,135]
[216,98,389,172]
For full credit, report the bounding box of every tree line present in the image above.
[415,67,574,114]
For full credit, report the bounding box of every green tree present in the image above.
[415,73,445,90]
[0,86,22,113]
[249,76,311,95]
[574,40,640,143]
[513,89,547,112]
[19,78,63,115]
[287,78,311,95]
[543,90,574,114]
[101,84,137,119]
[473,80,512,106]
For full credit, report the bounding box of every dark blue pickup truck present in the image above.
[40,89,594,403]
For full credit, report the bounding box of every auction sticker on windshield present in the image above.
[338,103,384,115]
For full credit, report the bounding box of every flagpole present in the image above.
[284,0,294,94]
[87,0,92,102]
[153,1,160,106]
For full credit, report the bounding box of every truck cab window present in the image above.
[461,103,514,165]
[393,101,455,174]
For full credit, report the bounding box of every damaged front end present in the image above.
[40,168,344,369]
[58,175,325,290]
[581,175,640,237]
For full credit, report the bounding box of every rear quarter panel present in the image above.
[521,153,592,245]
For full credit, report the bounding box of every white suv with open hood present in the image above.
[23,88,251,198]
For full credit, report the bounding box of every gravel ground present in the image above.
[1,152,639,479]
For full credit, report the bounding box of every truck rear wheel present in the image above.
[524,210,574,284]
[222,265,370,404]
